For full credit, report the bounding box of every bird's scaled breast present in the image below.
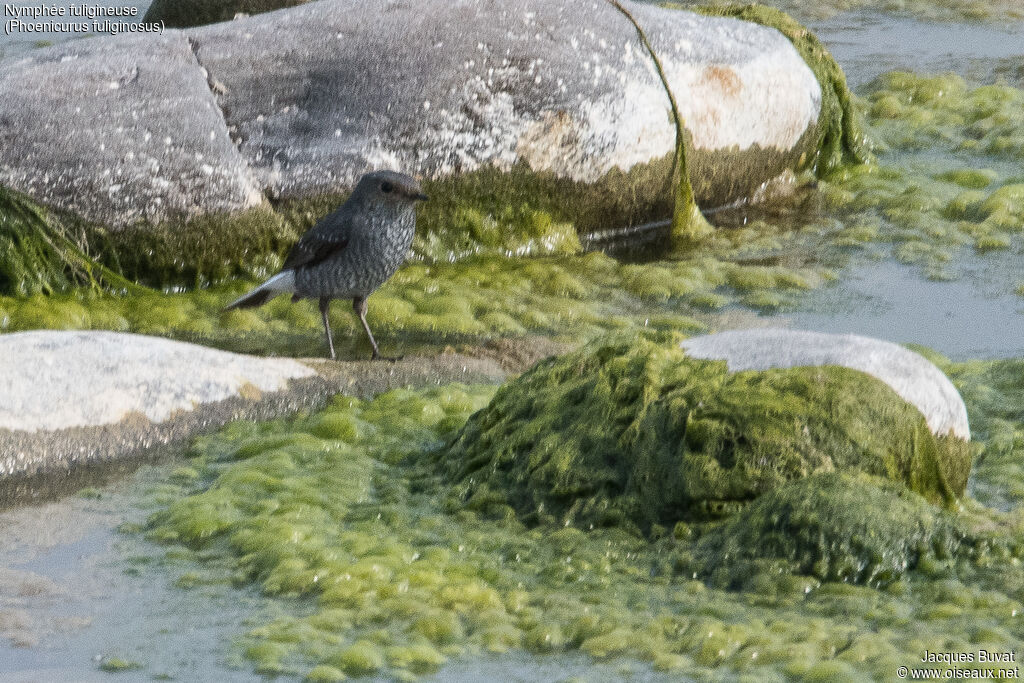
[295,208,416,299]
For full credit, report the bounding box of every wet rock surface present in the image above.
[0,0,820,226]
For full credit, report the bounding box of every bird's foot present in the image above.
[371,352,404,362]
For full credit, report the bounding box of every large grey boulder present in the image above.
[0,34,264,225]
[681,328,970,440]
[0,0,821,227]
[190,0,821,203]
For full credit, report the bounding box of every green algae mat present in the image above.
[131,335,1024,681]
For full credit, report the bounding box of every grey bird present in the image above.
[223,170,428,360]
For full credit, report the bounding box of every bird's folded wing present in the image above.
[283,204,360,271]
[282,233,350,271]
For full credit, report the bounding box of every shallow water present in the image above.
[770,11,1024,359]
[811,11,1024,87]
[0,457,687,681]
[0,464,269,682]
[784,250,1024,360]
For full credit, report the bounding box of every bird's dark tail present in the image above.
[223,289,274,311]
[222,271,296,311]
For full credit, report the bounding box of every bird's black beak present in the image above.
[414,193,429,202]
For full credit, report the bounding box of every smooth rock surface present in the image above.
[0,330,314,433]
[0,330,512,486]
[681,328,970,440]
[0,0,821,225]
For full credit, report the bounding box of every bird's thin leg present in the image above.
[353,296,380,360]
[319,297,336,360]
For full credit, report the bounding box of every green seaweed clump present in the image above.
[438,331,971,533]
[686,472,972,589]
[0,185,143,296]
[144,0,308,27]
[820,72,1024,278]
[98,657,143,672]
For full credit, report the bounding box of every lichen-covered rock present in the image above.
[438,332,972,533]
[684,472,972,588]
[144,0,308,28]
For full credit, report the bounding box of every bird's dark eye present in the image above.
[380,181,394,194]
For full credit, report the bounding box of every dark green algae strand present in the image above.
[0,185,146,296]
[437,331,972,534]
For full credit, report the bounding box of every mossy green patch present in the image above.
[136,354,1024,680]
[936,169,998,190]
[98,657,142,672]
[1,235,838,358]
[438,332,971,533]
[687,472,972,589]
[92,207,295,289]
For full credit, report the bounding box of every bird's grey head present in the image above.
[351,170,429,208]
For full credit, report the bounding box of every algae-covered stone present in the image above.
[438,332,972,532]
[688,472,972,588]
[145,0,308,28]
[680,328,971,439]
